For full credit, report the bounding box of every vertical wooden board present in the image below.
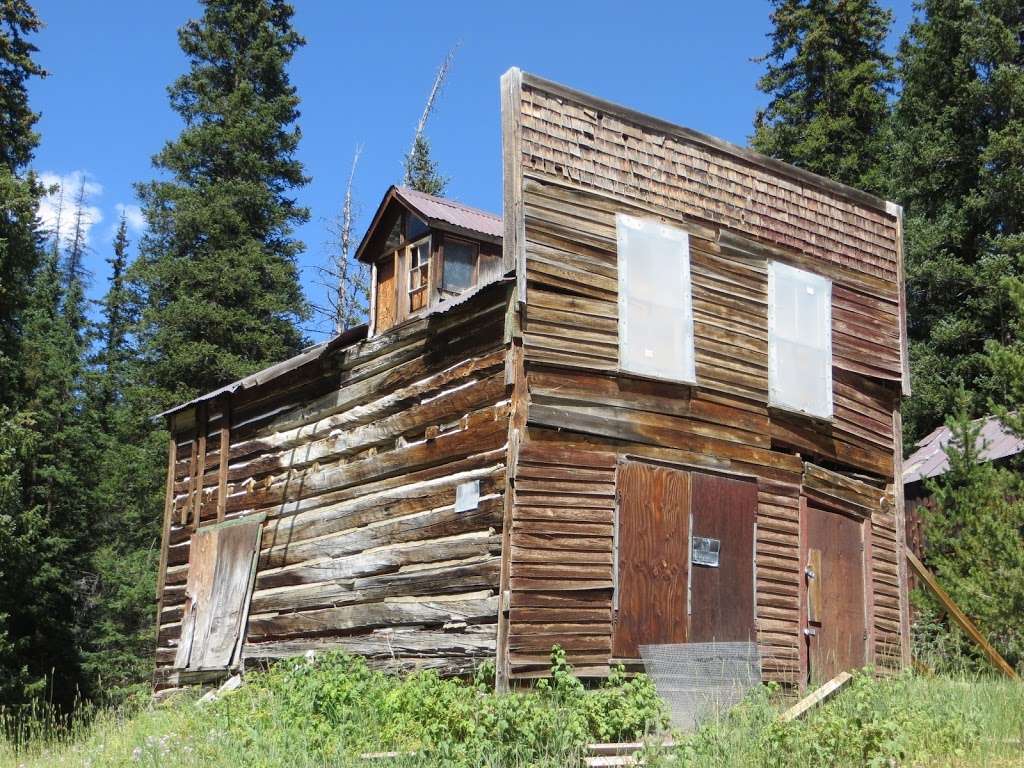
[806,549,822,623]
[375,255,396,333]
[216,397,230,523]
[689,472,757,643]
[804,505,866,683]
[173,527,219,669]
[612,462,689,658]
[195,520,262,669]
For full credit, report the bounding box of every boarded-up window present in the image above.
[616,214,695,383]
[768,262,832,418]
[174,517,263,671]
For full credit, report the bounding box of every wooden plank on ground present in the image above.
[779,671,852,721]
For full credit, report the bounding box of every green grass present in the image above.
[1,653,1021,768]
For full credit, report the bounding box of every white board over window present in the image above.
[768,262,832,418]
[616,214,696,383]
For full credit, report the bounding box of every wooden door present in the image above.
[804,504,866,683]
[612,462,689,658]
[374,254,397,333]
[174,517,263,671]
[689,473,757,642]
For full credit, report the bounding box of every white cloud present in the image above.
[114,203,146,233]
[37,170,104,247]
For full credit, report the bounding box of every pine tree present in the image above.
[403,134,447,196]
[82,215,164,697]
[919,405,1024,671]
[131,0,310,404]
[2,201,94,707]
[751,0,895,195]
[92,215,132,416]
[893,0,1024,441]
[0,0,46,404]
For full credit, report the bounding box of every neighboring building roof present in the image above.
[902,415,1024,484]
[354,185,502,262]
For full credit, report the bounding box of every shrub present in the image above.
[211,645,668,766]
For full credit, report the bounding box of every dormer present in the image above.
[356,186,504,336]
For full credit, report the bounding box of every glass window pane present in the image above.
[405,214,429,242]
[616,214,695,382]
[768,262,832,416]
[442,240,477,293]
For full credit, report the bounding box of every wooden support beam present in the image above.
[905,549,1018,679]
[182,415,199,527]
[192,401,208,530]
[153,433,178,660]
[780,671,852,722]
[217,395,231,523]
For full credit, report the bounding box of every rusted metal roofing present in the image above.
[155,278,513,421]
[394,186,503,240]
[354,185,502,263]
[902,415,1024,484]
[154,323,369,420]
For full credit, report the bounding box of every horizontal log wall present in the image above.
[503,73,909,685]
[155,286,513,687]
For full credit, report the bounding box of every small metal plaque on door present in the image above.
[692,536,720,567]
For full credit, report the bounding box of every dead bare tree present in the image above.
[403,44,459,195]
[315,145,369,334]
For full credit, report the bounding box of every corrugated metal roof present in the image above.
[154,278,513,421]
[393,186,503,240]
[902,414,1024,484]
[154,323,369,420]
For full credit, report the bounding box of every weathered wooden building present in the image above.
[154,70,911,693]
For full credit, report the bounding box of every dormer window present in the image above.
[357,187,503,336]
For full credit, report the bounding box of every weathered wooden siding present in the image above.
[155,285,512,688]
[505,442,617,678]
[501,70,910,686]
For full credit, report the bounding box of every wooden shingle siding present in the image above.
[503,72,909,686]
[519,79,899,284]
[154,286,512,687]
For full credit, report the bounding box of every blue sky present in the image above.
[30,0,915,341]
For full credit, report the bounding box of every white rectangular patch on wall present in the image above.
[454,480,480,512]
[768,261,833,418]
[616,213,696,384]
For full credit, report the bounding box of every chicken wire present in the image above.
[639,642,762,730]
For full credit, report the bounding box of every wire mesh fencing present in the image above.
[639,641,762,730]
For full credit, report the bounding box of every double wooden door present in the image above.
[612,462,757,658]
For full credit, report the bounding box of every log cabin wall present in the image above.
[154,283,513,690]
[499,69,910,688]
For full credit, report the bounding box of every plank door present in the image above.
[375,254,397,333]
[689,473,757,643]
[804,504,866,683]
[612,462,690,658]
[174,518,263,671]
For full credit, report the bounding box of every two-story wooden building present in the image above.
[153,70,911,693]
